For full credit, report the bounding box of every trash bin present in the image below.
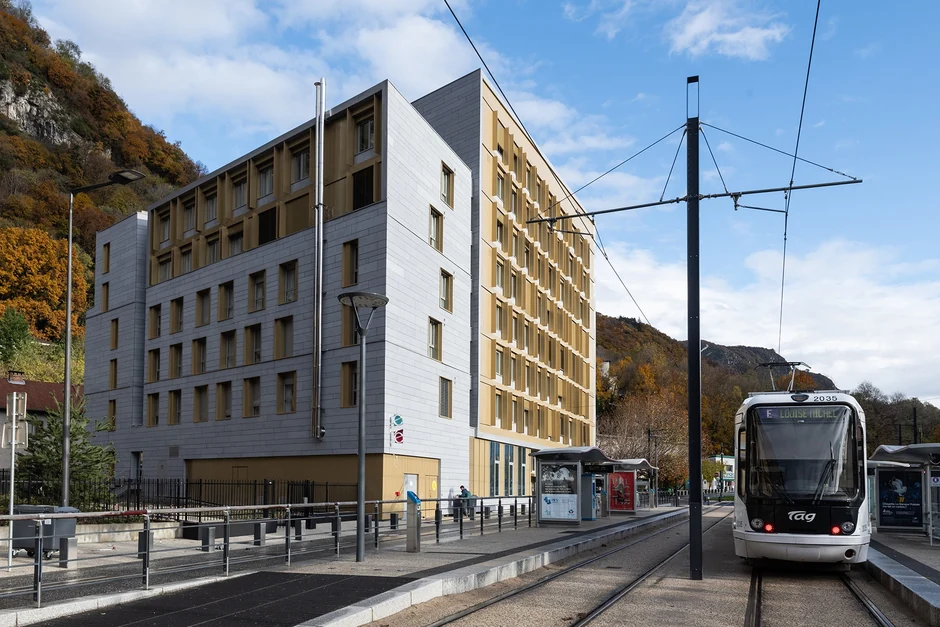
[12,505,80,558]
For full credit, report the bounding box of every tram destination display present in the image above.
[539,462,578,521]
[878,469,923,528]
[608,471,636,512]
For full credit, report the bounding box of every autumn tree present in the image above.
[0,226,87,341]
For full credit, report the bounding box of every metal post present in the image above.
[374,502,380,549]
[142,515,151,589]
[7,392,18,571]
[514,498,518,529]
[686,75,703,581]
[459,508,464,539]
[62,193,74,508]
[312,79,326,441]
[356,324,367,562]
[334,503,340,556]
[435,502,441,543]
[223,509,230,576]
[32,520,42,607]
[498,497,502,532]
[480,501,484,535]
[285,507,292,565]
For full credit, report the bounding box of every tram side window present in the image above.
[737,427,746,497]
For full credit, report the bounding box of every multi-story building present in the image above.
[86,70,595,503]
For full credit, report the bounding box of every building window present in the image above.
[101,282,109,311]
[291,149,309,183]
[496,261,504,290]
[192,338,206,375]
[249,271,266,312]
[220,330,236,369]
[511,190,518,214]
[206,236,220,265]
[505,445,514,495]
[525,364,532,393]
[233,179,247,210]
[169,343,182,379]
[341,361,358,407]
[428,318,442,360]
[495,349,503,379]
[158,256,171,282]
[244,377,261,417]
[216,381,233,420]
[490,441,500,496]
[258,207,277,246]
[513,316,521,347]
[219,281,234,321]
[496,174,504,201]
[356,117,374,153]
[168,390,181,426]
[519,448,527,495]
[352,166,374,210]
[228,230,243,256]
[429,208,443,252]
[440,270,453,311]
[181,248,193,274]
[342,240,359,287]
[275,316,293,359]
[107,400,116,431]
[245,324,262,364]
[258,166,274,199]
[110,318,119,350]
[205,194,218,223]
[496,219,503,247]
[147,393,159,427]
[341,304,357,347]
[510,357,517,388]
[523,409,530,435]
[280,261,298,304]
[196,289,210,327]
[147,348,160,383]
[194,385,208,423]
[496,304,503,336]
[524,244,530,269]
[109,359,117,390]
[170,298,183,333]
[101,242,110,274]
[184,201,195,232]
[278,371,296,413]
[439,377,452,418]
[159,211,170,244]
[441,164,454,207]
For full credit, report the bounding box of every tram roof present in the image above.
[870,443,940,466]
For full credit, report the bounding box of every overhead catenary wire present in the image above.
[778,0,822,354]
[700,128,730,196]
[442,0,659,325]
[660,129,686,202]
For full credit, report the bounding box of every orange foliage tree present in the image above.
[0,226,87,340]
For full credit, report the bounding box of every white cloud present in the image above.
[596,239,940,399]
[665,0,789,60]
[854,42,882,59]
[717,141,733,152]
[813,120,826,128]
[821,16,838,41]
[561,0,636,39]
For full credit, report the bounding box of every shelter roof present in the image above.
[870,444,940,466]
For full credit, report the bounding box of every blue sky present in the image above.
[33,1,940,403]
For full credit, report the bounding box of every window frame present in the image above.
[429,207,443,252]
[440,163,454,207]
[428,318,442,361]
[439,377,453,418]
[439,270,453,312]
[342,240,359,287]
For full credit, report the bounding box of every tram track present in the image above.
[744,568,896,627]
[427,504,733,627]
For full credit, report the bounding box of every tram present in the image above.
[732,372,870,564]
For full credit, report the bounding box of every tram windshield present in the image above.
[748,405,860,502]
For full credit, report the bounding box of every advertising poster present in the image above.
[608,471,636,512]
[540,462,579,521]
[879,469,923,528]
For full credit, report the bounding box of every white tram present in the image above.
[732,388,870,563]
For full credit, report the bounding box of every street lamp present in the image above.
[337,291,389,562]
[63,169,145,508]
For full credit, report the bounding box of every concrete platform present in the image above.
[866,531,940,626]
[5,508,687,626]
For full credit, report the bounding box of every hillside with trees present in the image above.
[596,313,940,487]
[0,0,204,381]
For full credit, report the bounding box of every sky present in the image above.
[31,0,940,404]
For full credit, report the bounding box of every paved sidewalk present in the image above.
[3,508,685,626]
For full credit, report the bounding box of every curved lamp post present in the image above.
[337,291,389,562]
[63,169,145,508]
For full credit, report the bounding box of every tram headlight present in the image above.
[841,521,855,534]
[750,518,763,530]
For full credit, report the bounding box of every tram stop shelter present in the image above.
[532,447,655,525]
[869,444,940,542]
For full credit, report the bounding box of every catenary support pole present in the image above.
[686,76,703,581]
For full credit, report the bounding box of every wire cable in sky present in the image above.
[660,129,686,202]
[700,122,857,181]
[700,128,730,195]
[594,228,653,327]
[778,0,822,354]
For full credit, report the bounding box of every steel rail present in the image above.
[743,569,762,627]
[429,506,725,627]
[570,508,734,626]
[841,574,896,627]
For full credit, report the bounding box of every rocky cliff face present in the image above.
[0,79,79,145]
